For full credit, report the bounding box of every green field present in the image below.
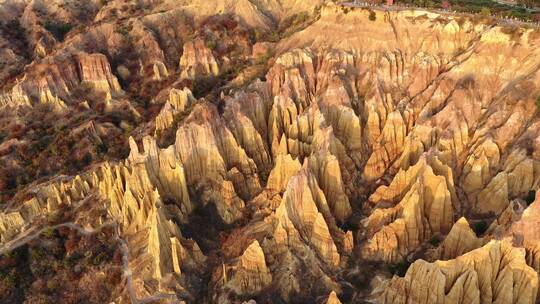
[397,0,539,21]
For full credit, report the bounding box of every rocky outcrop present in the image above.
[274,169,341,267]
[363,111,407,182]
[507,194,540,279]
[325,291,342,304]
[227,240,272,295]
[0,52,121,108]
[173,102,261,223]
[266,154,301,193]
[0,153,205,300]
[379,240,539,304]
[179,38,219,79]
[361,154,455,263]
[75,53,122,96]
[155,88,196,132]
[436,217,484,260]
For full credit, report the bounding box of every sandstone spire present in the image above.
[228,240,272,295]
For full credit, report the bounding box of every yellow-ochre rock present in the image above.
[363,111,407,182]
[437,217,484,260]
[379,240,538,304]
[2,1,540,302]
[228,240,272,295]
[326,291,342,304]
[267,154,302,193]
[179,38,219,79]
[0,52,122,108]
[274,169,341,267]
[155,88,196,132]
[361,154,454,263]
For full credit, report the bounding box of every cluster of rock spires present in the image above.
[1,0,540,303]
[0,52,122,108]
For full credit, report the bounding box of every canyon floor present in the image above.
[1,0,540,303]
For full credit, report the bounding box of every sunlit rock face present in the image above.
[379,240,539,304]
[1,1,540,303]
[0,52,122,108]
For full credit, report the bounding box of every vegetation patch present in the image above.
[369,10,377,21]
[525,190,536,205]
[396,0,540,22]
[428,234,442,246]
[472,220,490,236]
[388,260,412,277]
[0,225,122,303]
[44,21,73,42]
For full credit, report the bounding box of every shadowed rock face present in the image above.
[1,1,540,303]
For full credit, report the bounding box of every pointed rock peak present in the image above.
[127,136,141,161]
[455,216,472,227]
[326,291,342,304]
[382,240,538,304]
[228,239,273,295]
[438,217,483,260]
[275,48,314,67]
[240,240,268,270]
[168,87,196,109]
[267,154,302,192]
[184,101,220,125]
[179,38,219,79]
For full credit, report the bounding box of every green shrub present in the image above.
[42,228,55,239]
[472,220,489,235]
[388,260,411,277]
[206,39,218,50]
[4,19,26,41]
[280,12,310,31]
[44,21,73,41]
[80,153,93,168]
[47,211,62,224]
[536,95,540,111]
[97,143,109,155]
[428,234,442,246]
[480,7,492,17]
[255,50,274,65]
[1,272,16,289]
[92,252,108,266]
[369,11,377,21]
[192,76,219,98]
[265,30,281,43]
[525,190,536,205]
[115,24,133,37]
[30,247,46,260]
[46,278,58,291]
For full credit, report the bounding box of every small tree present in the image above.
[525,190,536,205]
[473,220,489,235]
[44,21,73,41]
[369,11,377,21]
[441,0,451,10]
[480,7,491,18]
